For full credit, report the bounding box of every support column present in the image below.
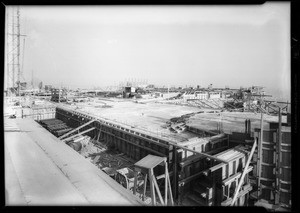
[172,145,178,199]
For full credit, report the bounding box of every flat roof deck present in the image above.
[188,112,286,134]
[4,117,143,206]
[62,98,282,142]
[64,99,203,142]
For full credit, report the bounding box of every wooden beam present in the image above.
[96,126,101,142]
[178,168,209,185]
[61,127,95,142]
[143,174,148,201]
[170,142,228,163]
[231,139,257,206]
[167,172,174,206]
[149,169,156,206]
[133,170,138,195]
[59,119,95,139]
[152,173,165,205]
[180,146,228,168]
[164,161,168,205]
[172,146,178,199]
[222,166,253,186]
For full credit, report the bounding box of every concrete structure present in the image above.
[4,96,291,208]
[4,118,144,205]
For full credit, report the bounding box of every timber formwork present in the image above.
[55,106,230,201]
[252,124,291,209]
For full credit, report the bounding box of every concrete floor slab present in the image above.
[4,118,143,206]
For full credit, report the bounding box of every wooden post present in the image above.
[133,170,138,195]
[143,174,148,201]
[172,145,178,199]
[149,169,156,206]
[167,171,174,206]
[97,126,101,142]
[164,161,168,205]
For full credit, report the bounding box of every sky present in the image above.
[6,3,290,100]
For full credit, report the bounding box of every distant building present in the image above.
[45,85,53,91]
[208,92,221,99]
[153,92,163,98]
[51,88,67,102]
[182,91,208,101]
[123,86,136,98]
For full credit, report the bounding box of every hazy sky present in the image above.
[7,3,290,99]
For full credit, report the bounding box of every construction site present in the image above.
[4,6,292,210]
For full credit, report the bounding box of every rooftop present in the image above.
[4,117,143,205]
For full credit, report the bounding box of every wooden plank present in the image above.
[59,119,95,139]
[61,127,95,142]
[92,155,100,164]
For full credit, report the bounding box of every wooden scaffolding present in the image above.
[133,154,174,206]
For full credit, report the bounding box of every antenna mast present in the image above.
[6,6,26,96]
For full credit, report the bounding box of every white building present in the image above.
[183,91,208,101]
[208,92,221,99]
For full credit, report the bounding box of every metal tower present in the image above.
[6,6,26,96]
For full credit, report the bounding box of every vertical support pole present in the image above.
[212,168,216,205]
[164,161,168,205]
[133,170,138,195]
[167,171,174,206]
[96,126,101,142]
[149,169,156,206]
[172,145,178,199]
[257,112,263,199]
[143,173,148,201]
